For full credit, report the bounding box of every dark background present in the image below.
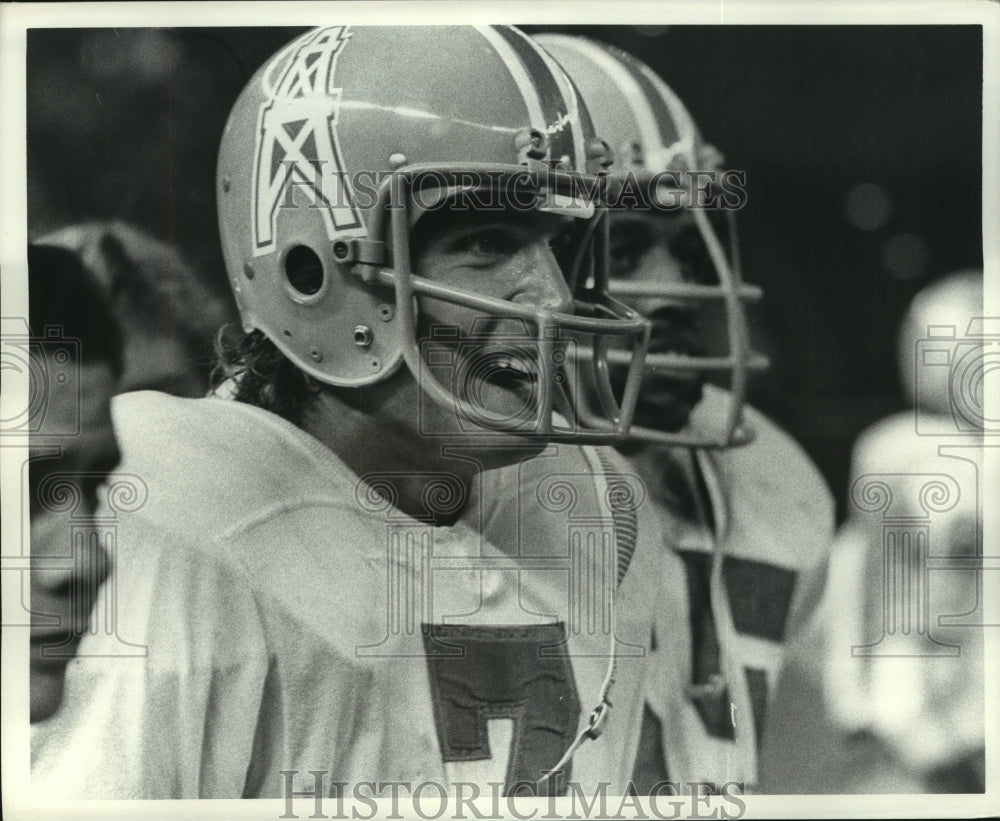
[26,26,984,519]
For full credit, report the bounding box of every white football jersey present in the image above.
[626,386,836,789]
[31,391,661,798]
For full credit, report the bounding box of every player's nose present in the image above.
[507,241,574,316]
[643,240,688,287]
[33,534,111,597]
[31,523,111,640]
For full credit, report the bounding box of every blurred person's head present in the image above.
[896,268,983,415]
[41,221,231,397]
[27,242,124,721]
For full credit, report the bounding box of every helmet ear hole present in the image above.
[285,245,325,297]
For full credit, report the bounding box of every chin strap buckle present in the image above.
[684,672,728,703]
[584,698,612,740]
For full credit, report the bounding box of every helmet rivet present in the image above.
[370,358,382,373]
[222,176,232,193]
[515,128,548,161]
[243,262,255,279]
[586,138,614,168]
[377,304,394,322]
[600,140,615,169]
[388,153,407,169]
[627,140,644,166]
[310,347,323,362]
[353,325,373,348]
[332,240,351,262]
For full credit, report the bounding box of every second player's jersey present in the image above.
[628,386,836,788]
[31,391,659,798]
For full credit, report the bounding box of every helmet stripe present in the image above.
[487,25,579,167]
[614,49,685,150]
[474,26,547,134]
[633,58,699,148]
[508,27,588,169]
[546,36,661,161]
[561,75,588,171]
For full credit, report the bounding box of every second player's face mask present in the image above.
[535,34,769,448]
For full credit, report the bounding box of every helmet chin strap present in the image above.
[694,447,760,787]
[534,446,639,795]
[535,633,619,794]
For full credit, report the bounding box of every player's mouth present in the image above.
[457,344,548,430]
[647,308,701,357]
[634,376,704,432]
[489,353,537,384]
[476,349,538,398]
[637,306,704,382]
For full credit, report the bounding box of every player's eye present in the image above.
[609,242,638,276]
[452,227,520,262]
[669,224,704,262]
[609,223,653,278]
[547,229,573,255]
[547,226,577,275]
[670,224,711,282]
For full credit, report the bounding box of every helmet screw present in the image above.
[310,347,323,362]
[243,262,255,279]
[377,304,394,322]
[388,153,407,169]
[221,176,232,193]
[370,358,382,373]
[600,140,615,169]
[586,138,614,169]
[353,325,373,348]
[515,128,548,160]
[332,240,351,262]
[627,140,644,167]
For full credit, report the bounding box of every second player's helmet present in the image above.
[217,26,650,443]
[535,35,768,447]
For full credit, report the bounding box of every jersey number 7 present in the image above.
[423,623,581,796]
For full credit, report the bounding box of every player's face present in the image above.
[409,205,575,444]
[608,209,708,433]
[29,361,119,722]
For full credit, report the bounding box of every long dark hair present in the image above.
[211,327,320,425]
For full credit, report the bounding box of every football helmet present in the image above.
[535,35,768,447]
[217,26,650,443]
